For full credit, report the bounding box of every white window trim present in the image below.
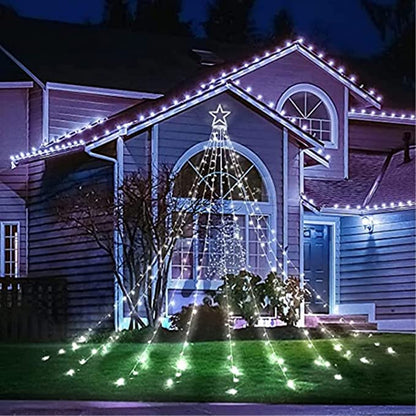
[0,221,20,277]
[276,83,339,149]
[169,141,277,291]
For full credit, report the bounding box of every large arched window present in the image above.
[276,84,338,148]
[170,142,276,285]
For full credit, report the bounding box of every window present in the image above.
[276,84,338,148]
[1,222,19,277]
[171,144,275,285]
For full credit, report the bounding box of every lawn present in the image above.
[0,334,414,404]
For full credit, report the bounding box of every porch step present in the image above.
[305,314,378,331]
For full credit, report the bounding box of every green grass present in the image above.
[0,334,414,404]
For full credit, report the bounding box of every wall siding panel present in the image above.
[49,89,140,140]
[238,51,346,179]
[28,156,114,333]
[0,88,29,276]
[339,210,416,321]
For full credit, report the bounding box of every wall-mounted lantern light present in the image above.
[361,216,374,233]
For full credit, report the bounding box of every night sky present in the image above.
[2,0,395,56]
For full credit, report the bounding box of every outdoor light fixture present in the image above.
[361,216,374,233]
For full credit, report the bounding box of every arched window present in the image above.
[276,84,338,148]
[174,149,268,202]
[170,142,276,285]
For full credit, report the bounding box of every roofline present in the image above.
[0,43,45,89]
[12,79,331,168]
[88,81,327,162]
[46,82,163,100]
[349,112,416,125]
[0,81,33,89]
[209,41,381,109]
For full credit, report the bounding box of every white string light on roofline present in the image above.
[301,195,415,213]
[350,108,416,122]
[11,36,394,166]
[10,81,332,166]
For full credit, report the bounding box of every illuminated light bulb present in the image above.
[72,342,80,351]
[58,349,66,355]
[114,378,125,387]
[246,86,252,92]
[41,355,50,362]
[374,342,380,347]
[334,374,342,380]
[176,357,188,372]
[79,359,87,365]
[166,378,174,388]
[328,60,334,66]
[343,350,352,359]
[334,204,339,208]
[91,348,98,355]
[360,357,370,364]
[287,380,296,390]
[65,369,75,377]
[230,365,241,376]
[226,388,238,395]
[233,377,239,383]
[387,347,396,355]
[333,344,342,351]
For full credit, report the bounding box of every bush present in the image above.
[215,270,309,327]
[214,270,266,327]
[170,299,228,341]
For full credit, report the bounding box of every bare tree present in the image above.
[56,166,207,328]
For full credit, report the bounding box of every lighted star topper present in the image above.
[209,104,230,127]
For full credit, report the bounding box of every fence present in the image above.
[0,277,67,341]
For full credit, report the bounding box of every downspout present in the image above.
[85,134,125,331]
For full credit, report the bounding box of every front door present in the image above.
[304,224,330,314]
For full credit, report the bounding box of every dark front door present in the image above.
[304,224,330,314]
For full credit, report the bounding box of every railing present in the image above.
[0,277,67,341]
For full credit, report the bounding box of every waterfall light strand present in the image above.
[218,144,294,389]
[165,139,222,388]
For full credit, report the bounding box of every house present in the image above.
[1,18,415,334]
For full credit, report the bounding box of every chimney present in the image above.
[403,132,411,163]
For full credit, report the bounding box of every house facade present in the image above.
[1,23,415,333]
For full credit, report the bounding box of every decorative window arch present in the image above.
[276,83,339,148]
[170,141,277,286]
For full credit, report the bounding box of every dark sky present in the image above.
[1,0,395,57]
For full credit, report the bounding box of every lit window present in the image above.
[277,84,338,148]
[1,222,19,277]
[171,146,273,282]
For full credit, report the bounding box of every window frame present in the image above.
[0,221,20,278]
[169,141,277,291]
[276,83,339,149]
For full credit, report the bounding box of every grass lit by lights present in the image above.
[0,334,413,404]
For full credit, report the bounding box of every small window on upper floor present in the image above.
[277,84,339,148]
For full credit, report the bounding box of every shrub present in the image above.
[214,270,266,327]
[170,298,228,341]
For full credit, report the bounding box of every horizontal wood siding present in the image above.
[287,139,301,272]
[0,88,29,275]
[239,51,346,179]
[49,89,140,140]
[349,120,413,152]
[28,155,114,333]
[339,210,416,320]
[123,131,148,175]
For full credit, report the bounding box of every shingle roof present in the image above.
[304,148,416,211]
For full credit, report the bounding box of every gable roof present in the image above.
[304,147,416,214]
[11,81,330,168]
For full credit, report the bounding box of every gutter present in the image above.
[85,132,125,331]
